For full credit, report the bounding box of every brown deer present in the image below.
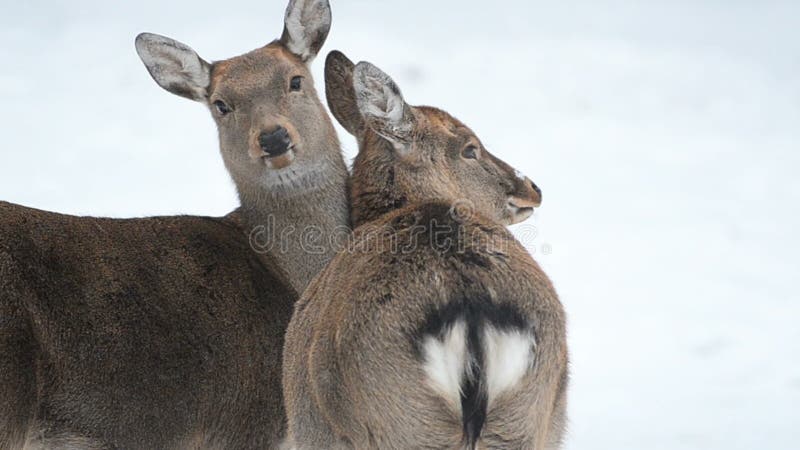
[0,1,348,448]
[282,51,568,450]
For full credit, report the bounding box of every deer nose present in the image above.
[530,180,542,198]
[258,127,291,157]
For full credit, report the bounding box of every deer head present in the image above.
[325,51,542,227]
[135,0,340,195]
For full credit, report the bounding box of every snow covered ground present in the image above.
[1,1,798,448]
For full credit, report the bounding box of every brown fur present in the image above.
[0,203,294,449]
[1,1,348,448]
[283,52,568,449]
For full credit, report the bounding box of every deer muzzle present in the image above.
[258,126,292,157]
[507,177,542,224]
[252,124,297,170]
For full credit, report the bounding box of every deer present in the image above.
[0,0,348,448]
[282,51,569,450]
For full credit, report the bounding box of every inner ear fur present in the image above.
[353,61,415,148]
[135,32,210,102]
[280,0,332,62]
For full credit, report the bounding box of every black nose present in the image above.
[530,180,542,197]
[258,127,291,157]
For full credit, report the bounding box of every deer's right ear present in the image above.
[135,33,211,102]
[353,62,415,153]
[325,51,365,136]
[280,0,332,62]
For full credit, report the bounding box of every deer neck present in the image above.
[350,143,410,228]
[232,154,350,295]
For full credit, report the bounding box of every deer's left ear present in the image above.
[353,61,415,154]
[280,0,332,62]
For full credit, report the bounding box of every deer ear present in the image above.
[353,61,415,151]
[135,33,210,102]
[325,51,365,136]
[280,0,332,62]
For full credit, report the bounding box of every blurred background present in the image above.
[1,1,798,448]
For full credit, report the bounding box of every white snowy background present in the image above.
[1,1,798,448]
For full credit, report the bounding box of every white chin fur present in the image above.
[254,160,327,195]
[506,204,534,224]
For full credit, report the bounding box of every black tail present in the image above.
[461,317,487,449]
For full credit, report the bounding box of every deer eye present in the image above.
[462,145,479,160]
[213,100,232,116]
[290,76,303,91]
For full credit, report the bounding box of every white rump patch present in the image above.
[421,322,535,408]
[421,320,469,407]
[483,326,535,403]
